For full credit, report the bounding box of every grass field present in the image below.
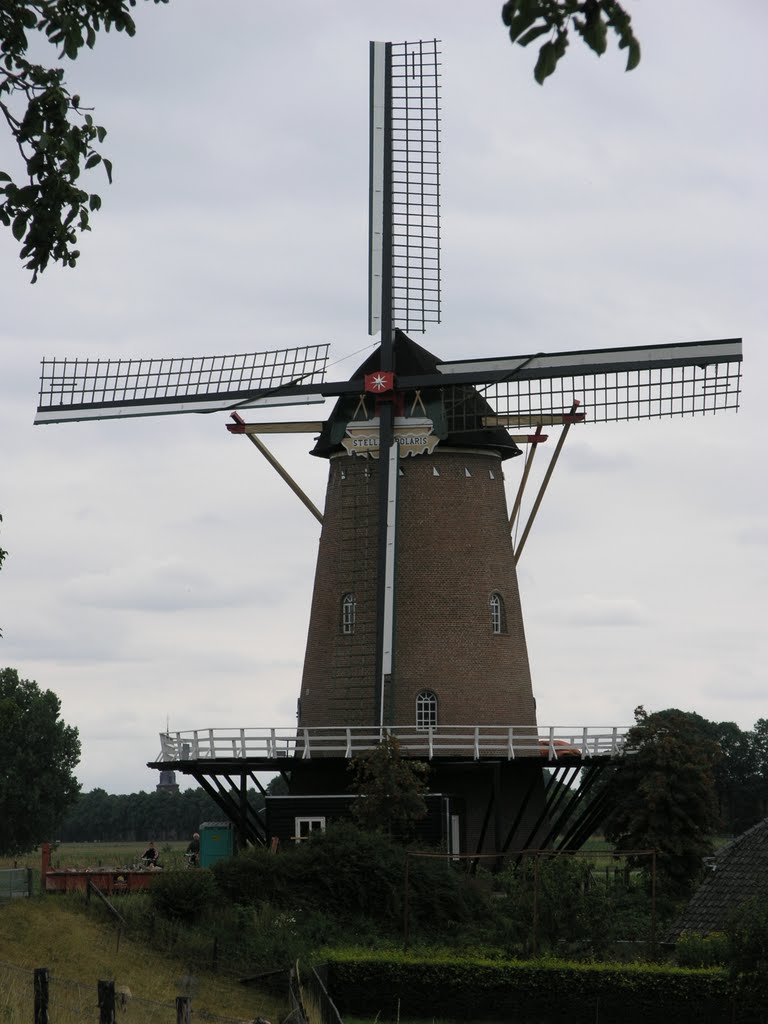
[0,896,288,1022]
[0,842,289,1021]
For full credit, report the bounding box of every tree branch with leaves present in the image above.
[501,0,640,84]
[0,0,167,281]
[0,2,642,279]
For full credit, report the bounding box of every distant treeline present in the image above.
[58,781,285,843]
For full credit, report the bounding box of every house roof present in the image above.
[673,818,768,935]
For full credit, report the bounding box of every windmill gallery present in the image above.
[33,40,742,860]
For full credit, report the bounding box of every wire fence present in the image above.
[289,961,343,1024]
[403,848,659,956]
[0,958,267,1023]
[0,867,32,903]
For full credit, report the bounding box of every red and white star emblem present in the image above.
[364,371,395,394]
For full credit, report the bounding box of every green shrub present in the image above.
[726,897,768,976]
[149,869,218,922]
[212,844,292,906]
[493,855,659,957]
[324,950,733,1024]
[675,931,729,968]
[213,823,488,940]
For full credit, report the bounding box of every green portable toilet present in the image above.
[199,821,233,868]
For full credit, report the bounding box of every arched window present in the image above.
[416,690,438,732]
[341,592,356,634]
[490,592,507,634]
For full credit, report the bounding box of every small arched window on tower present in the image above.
[416,690,438,732]
[490,592,507,635]
[341,592,356,634]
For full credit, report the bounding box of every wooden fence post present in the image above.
[98,980,116,1024]
[176,996,192,1023]
[33,967,49,1024]
[532,853,540,959]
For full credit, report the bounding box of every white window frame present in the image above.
[416,690,438,732]
[341,592,356,634]
[490,592,506,634]
[451,813,461,861]
[294,816,326,842]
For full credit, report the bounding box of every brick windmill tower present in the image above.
[34,39,742,856]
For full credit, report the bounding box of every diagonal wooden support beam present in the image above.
[509,422,543,537]
[228,411,323,524]
[514,401,582,565]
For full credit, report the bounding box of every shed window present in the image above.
[416,690,438,732]
[490,592,507,634]
[342,592,356,634]
[294,817,326,842]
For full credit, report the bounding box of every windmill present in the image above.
[35,39,742,856]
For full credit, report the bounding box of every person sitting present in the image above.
[141,841,160,867]
[186,832,200,866]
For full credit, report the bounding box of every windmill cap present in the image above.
[311,331,522,461]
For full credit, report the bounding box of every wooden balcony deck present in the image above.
[153,724,629,766]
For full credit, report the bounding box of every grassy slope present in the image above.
[0,897,287,1022]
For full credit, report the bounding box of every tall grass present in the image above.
[0,897,287,1021]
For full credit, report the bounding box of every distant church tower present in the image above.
[156,768,179,794]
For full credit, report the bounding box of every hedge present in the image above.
[323,950,759,1024]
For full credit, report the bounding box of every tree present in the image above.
[603,706,720,895]
[501,0,640,84]
[348,734,430,839]
[0,0,167,280]
[707,719,761,834]
[57,784,244,841]
[0,666,81,854]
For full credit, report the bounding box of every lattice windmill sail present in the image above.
[35,345,330,423]
[34,39,743,857]
[368,39,441,337]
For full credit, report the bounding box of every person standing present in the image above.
[141,841,159,867]
[186,832,200,866]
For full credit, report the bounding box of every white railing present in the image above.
[156,725,629,763]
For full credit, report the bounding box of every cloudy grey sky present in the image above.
[1,2,765,794]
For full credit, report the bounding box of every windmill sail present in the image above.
[34,344,329,424]
[369,39,441,337]
[437,338,742,426]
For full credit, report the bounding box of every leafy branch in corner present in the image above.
[0,1,168,281]
[501,0,640,85]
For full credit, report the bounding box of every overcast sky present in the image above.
[1,1,765,795]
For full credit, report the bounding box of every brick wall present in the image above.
[299,446,537,732]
